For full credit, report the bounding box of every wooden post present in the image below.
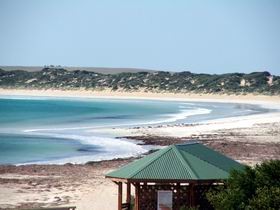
[192,183,196,207]
[134,183,140,210]
[189,183,195,207]
[126,182,131,204]
[118,182,122,210]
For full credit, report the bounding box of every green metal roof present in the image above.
[106,142,244,181]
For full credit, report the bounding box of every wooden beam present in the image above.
[107,177,128,183]
[118,182,122,210]
[189,183,195,207]
[135,183,140,210]
[126,182,131,204]
[117,178,225,184]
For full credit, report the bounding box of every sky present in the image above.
[0,0,280,75]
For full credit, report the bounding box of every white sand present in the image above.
[101,112,280,142]
[73,180,118,210]
[0,88,280,105]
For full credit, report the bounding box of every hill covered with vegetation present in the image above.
[0,67,279,95]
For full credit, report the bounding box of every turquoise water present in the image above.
[0,134,96,164]
[0,96,268,165]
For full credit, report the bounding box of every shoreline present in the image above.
[0,88,280,106]
[0,88,280,209]
[1,122,280,209]
[0,88,280,164]
[0,88,279,165]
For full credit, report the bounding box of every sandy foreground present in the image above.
[0,89,280,210]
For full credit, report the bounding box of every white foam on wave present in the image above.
[142,107,212,125]
[23,106,212,133]
[20,153,129,165]
[17,104,212,165]
[23,126,97,133]
[17,132,148,165]
[0,95,52,101]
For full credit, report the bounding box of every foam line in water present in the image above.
[143,107,212,125]
[16,134,148,165]
[0,95,52,100]
[81,106,212,127]
[23,107,212,133]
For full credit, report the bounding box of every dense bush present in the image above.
[206,160,280,210]
[0,68,279,95]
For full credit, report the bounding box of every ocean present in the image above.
[0,96,268,165]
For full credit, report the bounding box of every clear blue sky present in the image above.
[0,0,279,75]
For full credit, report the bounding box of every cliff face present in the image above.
[0,68,279,95]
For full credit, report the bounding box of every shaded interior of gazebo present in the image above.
[106,142,244,210]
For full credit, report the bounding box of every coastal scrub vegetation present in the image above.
[206,160,280,210]
[0,67,279,95]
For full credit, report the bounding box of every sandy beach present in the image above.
[1,88,280,104]
[0,88,280,210]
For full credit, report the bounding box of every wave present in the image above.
[23,126,98,133]
[23,107,212,133]
[0,95,53,100]
[16,133,148,165]
[1,97,272,165]
[17,106,211,164]
[142,107,212,125]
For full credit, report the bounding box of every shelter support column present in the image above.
[189,183,195,207]
[118,182,122,210]
[126,182,131,204]
[134,183,140,210]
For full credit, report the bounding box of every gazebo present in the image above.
[106,141,244,210]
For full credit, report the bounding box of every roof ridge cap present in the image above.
[172,145,198,179]
[130,146,173,178]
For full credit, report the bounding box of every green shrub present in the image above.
[206,160,280,210]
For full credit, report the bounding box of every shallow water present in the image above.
[0,96,268,164]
